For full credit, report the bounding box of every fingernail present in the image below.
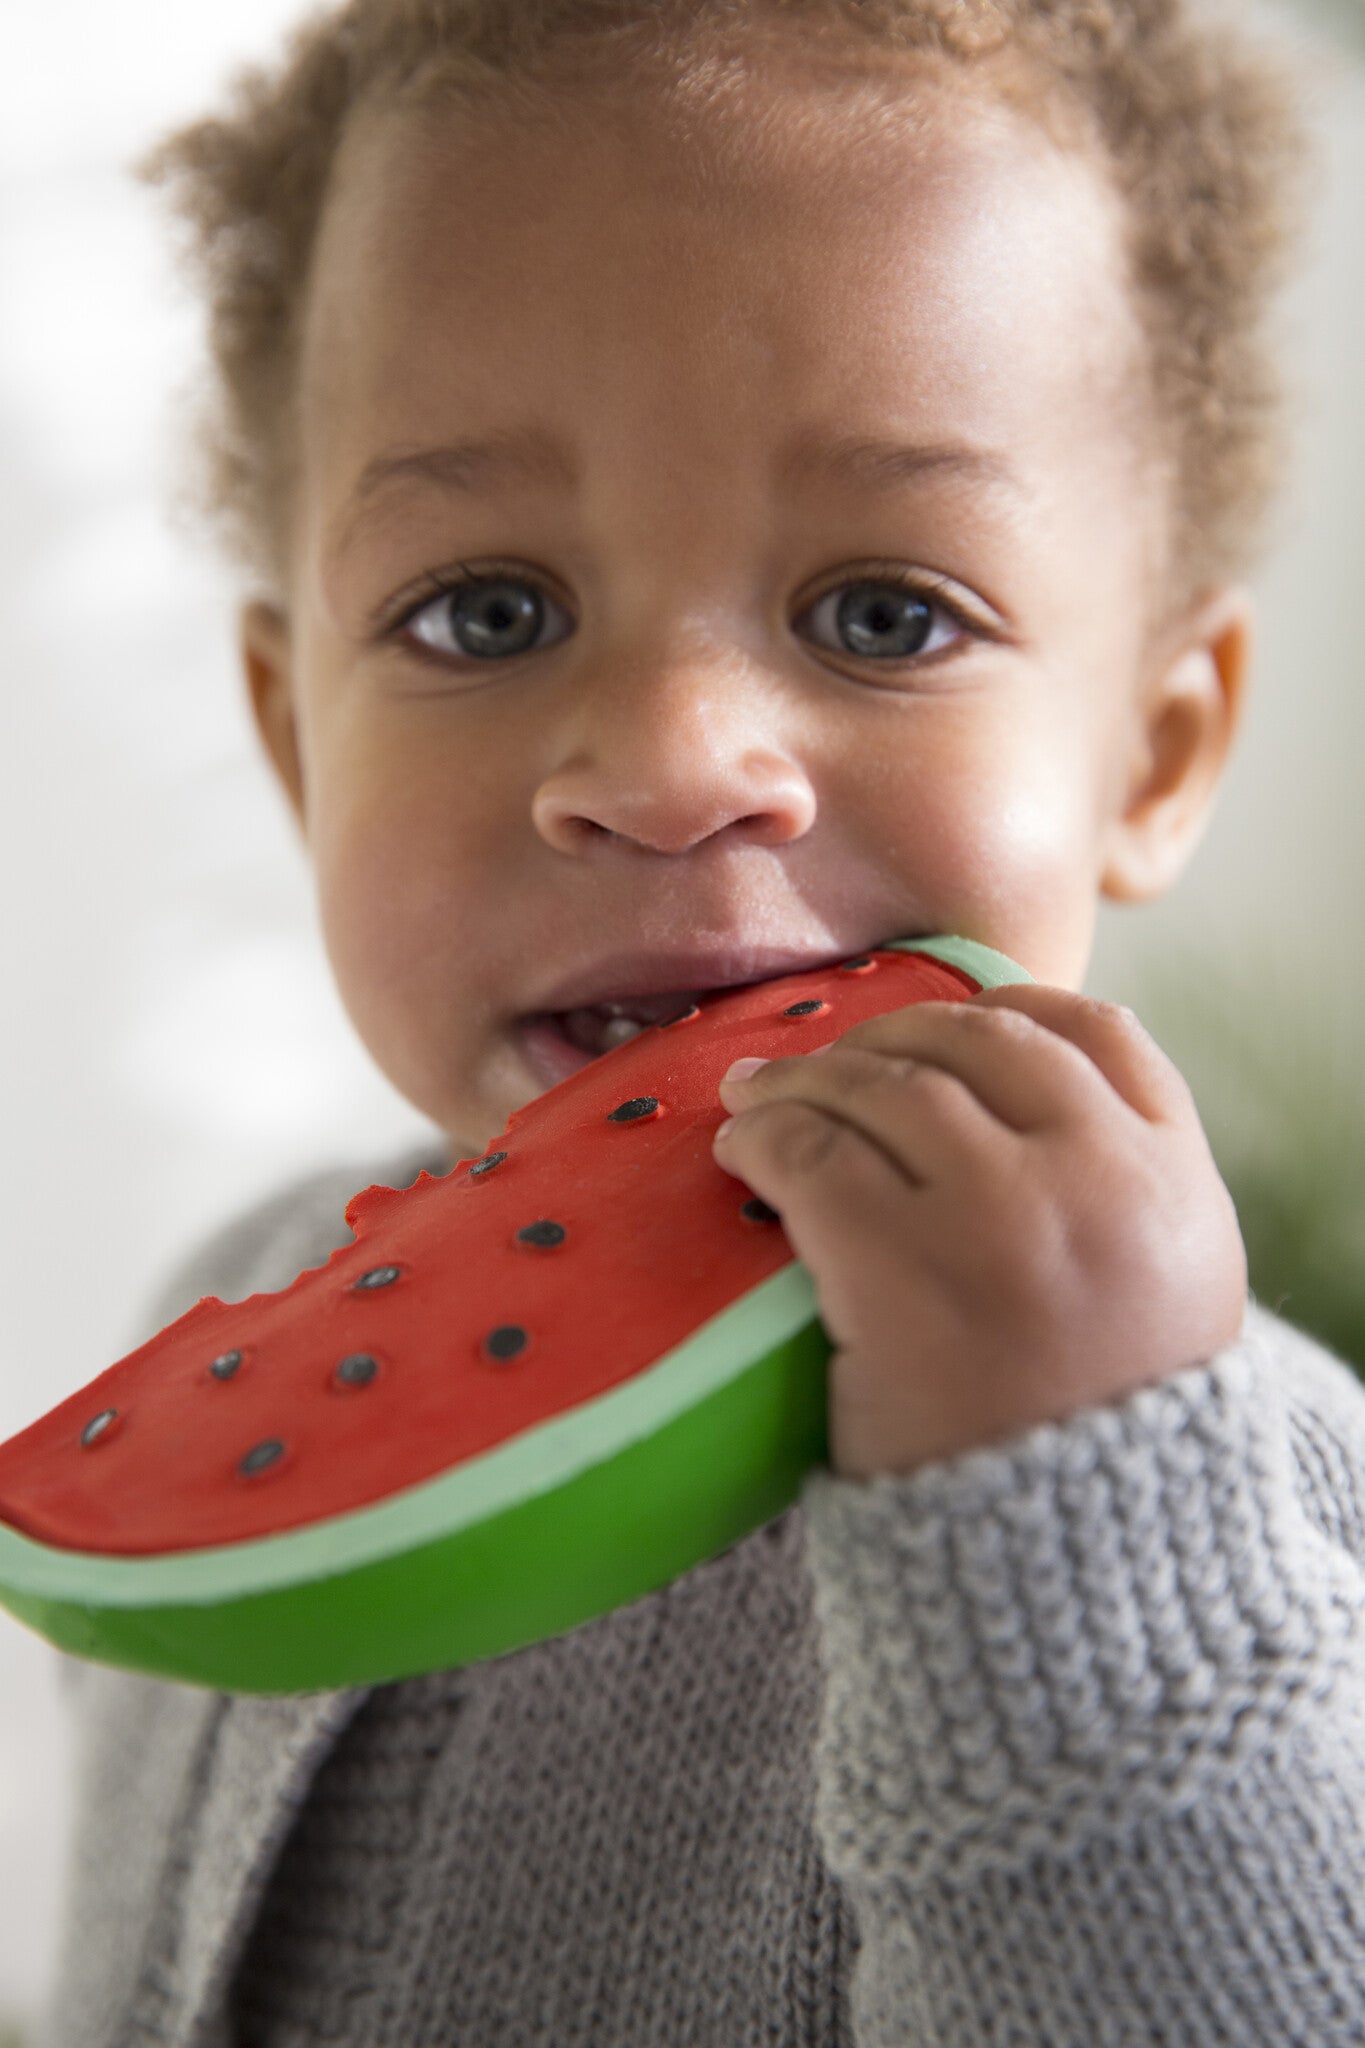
[723,1057,769,1085]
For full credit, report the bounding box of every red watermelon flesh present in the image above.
[0,944,988,1559]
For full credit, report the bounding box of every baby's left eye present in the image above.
[798,578,967,664]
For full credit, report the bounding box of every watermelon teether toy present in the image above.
[0,934,1029,1694]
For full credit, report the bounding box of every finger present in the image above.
[966,983,1190,1125]
[723,999,1097,1137]
[711,1098,931,1352]
[817,987,1184,1131]
[717,1038,1009,1186]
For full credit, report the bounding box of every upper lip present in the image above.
[525,943,875,1017]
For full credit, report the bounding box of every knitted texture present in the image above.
[805,1330,1365,1884]
[227,1517,860,2046]
[802,1312,1365,2043]
[35,1148,1365,2048]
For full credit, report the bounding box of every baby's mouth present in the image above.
[517,993,703,1085]
[557,993,699,1055]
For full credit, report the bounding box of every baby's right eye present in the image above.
[401,572,573,665]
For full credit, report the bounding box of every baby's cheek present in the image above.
[874,730,1103,983]
[309,789,448,1028]
[977,772,1097,891]
[898,745,1078,883]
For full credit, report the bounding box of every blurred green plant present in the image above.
[1135,943,1365,1377]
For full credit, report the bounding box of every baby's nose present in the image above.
[529,673,817,855]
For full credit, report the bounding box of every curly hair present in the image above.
[138,0,1312,613]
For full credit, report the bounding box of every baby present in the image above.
[37,2,1365,2044]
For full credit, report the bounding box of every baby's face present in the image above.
[247,58,1242,1154]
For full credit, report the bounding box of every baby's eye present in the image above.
[402,574,572,662]
[797,576,968,665]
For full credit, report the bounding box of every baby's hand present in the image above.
[713,984,1247,1480]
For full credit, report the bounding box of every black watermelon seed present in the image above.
[608,1096,660,1123]
[783,999,827,1017]
[353,1265,401,1290]
[660,1002,701,1027]
[741,1198,782,1224]
[469,1151,508,1177]
[239,1438,286,1477]
[210,1349,243,1380]
[517,1219,567,1248]
[335,1353,378,1387]
[81,1409,118,1447]
[839,956,876,973]
[484,1324,528,1362]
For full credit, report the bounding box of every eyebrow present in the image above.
[779,429,1026,500]
[330,422,1026,560]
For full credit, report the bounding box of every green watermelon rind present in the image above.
[0,933,1030,1692]
[0,1265,830,1691]
[891,933,1028,991]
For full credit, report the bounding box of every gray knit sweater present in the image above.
[35,1144,1365,2047]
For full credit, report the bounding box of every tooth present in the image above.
[600,1017,645,1049]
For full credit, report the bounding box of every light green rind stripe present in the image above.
[0,1261,821,1608]
[889,934,1035,989]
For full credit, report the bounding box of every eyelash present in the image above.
[382,560,988,673]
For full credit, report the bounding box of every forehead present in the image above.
[299,56,1147,543]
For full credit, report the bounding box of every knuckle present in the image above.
[901,1059,968,1111]
[1086,996,1142,1033]
[834,1045,908,1097]
[755,1100,845,1177]
[816,1044,963,1111]
[956,998,1035,1041]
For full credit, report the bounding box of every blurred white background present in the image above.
[0,0,1360,2033]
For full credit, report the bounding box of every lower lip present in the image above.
[515,1014,605,1090]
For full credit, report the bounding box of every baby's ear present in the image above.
[1099,585,1253,904]
[240,601,307,831]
